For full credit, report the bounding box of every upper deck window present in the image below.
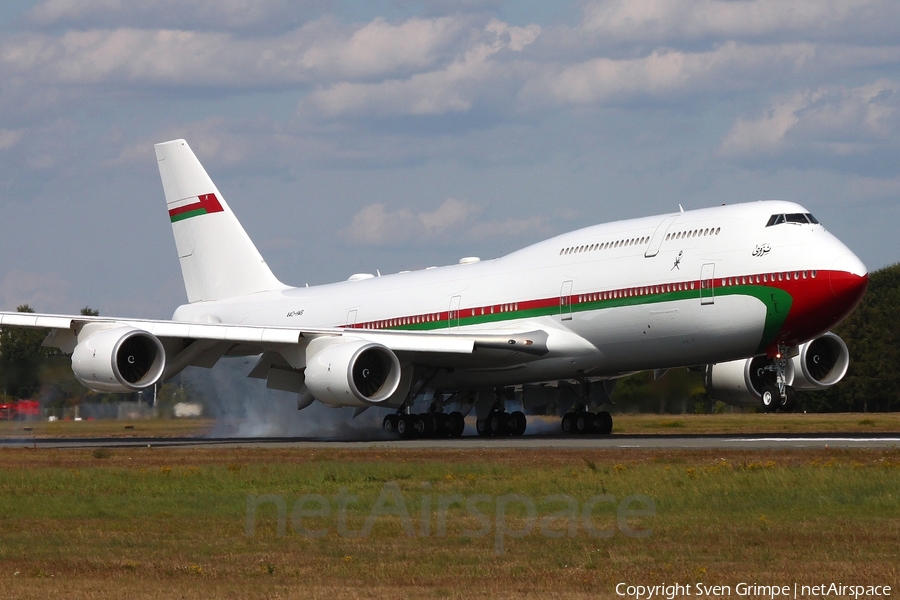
[766,213,820,227]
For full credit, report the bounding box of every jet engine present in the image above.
[791,332,850,390]
[703,355,795,407]
[305,339,402,407]
[704,332,850,406]
[71,326,166,392]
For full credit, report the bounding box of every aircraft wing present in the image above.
[0,311,553,379]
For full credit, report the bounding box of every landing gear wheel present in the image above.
[431,413,448,437]
[397,414,415,438]
[597,411,613,435]
[489,411,507,435]
[760,384,780,413]
[476,418,491,437]
[415,414,435,436]
[383,414,399,434]
[511,411,527,436]
[779,386,797,412]
[575,412,593,434]
[561,413,575,434]
[449,412,465,438]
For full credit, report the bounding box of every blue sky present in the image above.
[1,0,898,318]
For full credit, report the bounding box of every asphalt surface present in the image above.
[2,432,899,450]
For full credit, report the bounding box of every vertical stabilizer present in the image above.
[155,139,287,303]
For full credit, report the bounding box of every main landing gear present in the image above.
[474,388,527,437]
[382,411,466,439]
[476,409,527,437]
[559,380,614,435]
[561,410,613,435]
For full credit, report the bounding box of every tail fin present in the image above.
[155,139,287,303]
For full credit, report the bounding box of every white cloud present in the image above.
[339,198,549,248]
[0,16,470,88]
[577,0,900,43]
[340,198,481,246]
[719,80,900,159]
[28,0,329,32]
[521,42,820,108]
[304,19,540,117]
[718,94,806,157]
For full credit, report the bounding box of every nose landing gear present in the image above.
[761,344,797,413]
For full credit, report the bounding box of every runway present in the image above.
[2,433,899,450]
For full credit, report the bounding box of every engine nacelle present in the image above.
[305,339,402,408]
[791,332,850,390]
[704,332,850,405]
[71,326,166,392]
[704,356,795,407]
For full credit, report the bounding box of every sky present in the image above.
[1,0,898,319]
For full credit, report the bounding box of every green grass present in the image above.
[0,417,213,438]
[4,412,898,441]
[0,447,898,598]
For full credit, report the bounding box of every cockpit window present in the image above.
[766,213,820,227]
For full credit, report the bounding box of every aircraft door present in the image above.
[560,280,573,321]
[700,263,715,305]
[645,215,679,258]
[449,295,461,329]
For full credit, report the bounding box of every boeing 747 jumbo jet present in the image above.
[0,140,868,437]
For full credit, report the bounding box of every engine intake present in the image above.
[791,332,850,390]
[305,339,401,407]
[72,326,166,392]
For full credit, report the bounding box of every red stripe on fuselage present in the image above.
[344,269,868,354]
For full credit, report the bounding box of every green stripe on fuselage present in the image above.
[388,286,793,352]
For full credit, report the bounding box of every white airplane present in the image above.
[0,140,868,437]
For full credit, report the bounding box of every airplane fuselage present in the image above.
[172,200,868,390]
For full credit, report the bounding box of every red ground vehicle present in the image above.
[15,400,40,419]
[0,400,41,420]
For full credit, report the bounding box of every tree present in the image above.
[0,305,51,398]
[0,305,99,401]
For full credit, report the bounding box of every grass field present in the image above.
[2,411,899,439]
[0,445,898,599]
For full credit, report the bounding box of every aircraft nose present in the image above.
[829,253,868,305]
